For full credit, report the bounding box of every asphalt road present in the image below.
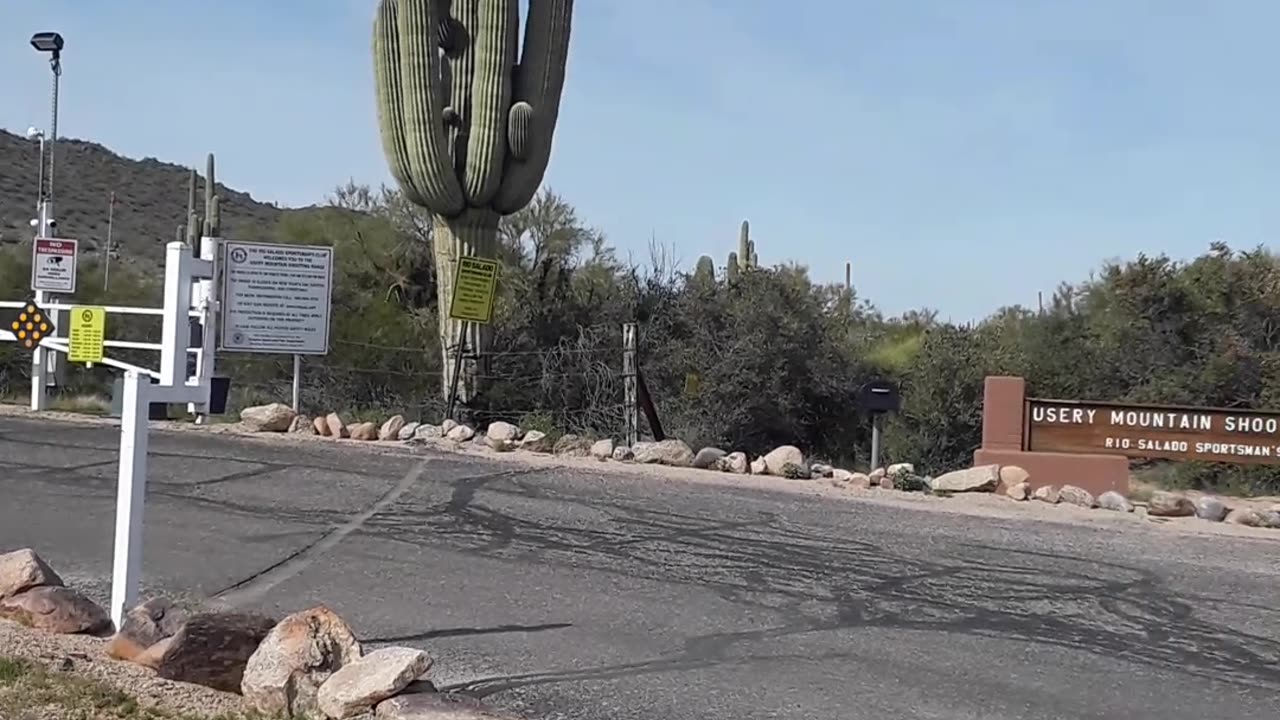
[2,414,1279,719]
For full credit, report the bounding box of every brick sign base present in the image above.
[974,376,1129,497]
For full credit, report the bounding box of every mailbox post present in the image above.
[856,379,901,470]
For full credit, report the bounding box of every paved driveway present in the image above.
[1,414,1278,719]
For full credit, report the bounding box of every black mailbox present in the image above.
[856,379,901,415]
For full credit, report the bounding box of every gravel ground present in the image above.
[0,619,250,719]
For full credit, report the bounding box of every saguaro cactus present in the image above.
[372,0,574,406]
[178,153,221,245]
[726,219,758,280]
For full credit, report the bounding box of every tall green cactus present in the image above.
[694,255,715,284]
[179,153,221,245]
[726,219,757,281]
[373,0,574,406]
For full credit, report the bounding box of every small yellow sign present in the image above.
[68,306,106,364]
[448,256,500,324]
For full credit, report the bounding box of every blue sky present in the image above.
[3,0,1279,320]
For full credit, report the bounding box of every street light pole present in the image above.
[29,31,65,411]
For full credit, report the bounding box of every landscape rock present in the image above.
[485,422,521,447]
[886,462,915,477]
[379,415,406,441]
[154,611,278,693]
[762,445,804,475]
[810,463,835,478]
[446,424,476,442]
[398,422,421,441]
[869,468,887,483]
[1058,485,1097,509]
[313,416,331,436]
[721,452,749,474]
[289,415,315,435]
[0,548,63,601]
[413,424,443,442]
[750,457,768,475]
[611,445,634,461]
[242,606,363,719]
[441,419,458,435]
[240,403,296,433]
[348,422,379,442]
[692,447,727,469]
[0,585,110,635]
[318,646,432,720]
[1194,496,1230,522]
[780,462,811,479]
[930,465,1000,493]
[633,439,695,467]
[1005,482,1031,501]
[553,434,593,457]
[376,692,520,719]
[589,438,615,460]
[1098,491,1134,513]
[1033,485,1060,504]
[1148,491,1195,517]
[325,413,348,439]
[519,430,553,453]
[135,636,175,669]
[105,597,189,663]
[1225,508,1273,528]
[877,473,896,489]
[999,465,1030,490]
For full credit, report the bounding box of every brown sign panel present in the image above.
[1026,398,1280,464]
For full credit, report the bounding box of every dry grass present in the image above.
[0,657,271,720]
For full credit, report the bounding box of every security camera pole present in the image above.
[28,31,64,411]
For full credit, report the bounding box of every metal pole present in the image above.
[445,323,467,421]
[291,354,301,413]
[110,370,149,628]
[870,413,883,470]
[35,136,45,208]
[47,57,59,205]
[104,192,115,291]
[622,322,638,447]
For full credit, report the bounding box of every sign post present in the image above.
[446,256,499,419]
[856,379,902,470]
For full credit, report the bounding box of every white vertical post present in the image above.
[870,413,883,470]
[30,291,48,410]
[110,370,150,628]
[622,322,638,448]
[189,236,218,422]
[159,241,191,388]
[291,354,301,412]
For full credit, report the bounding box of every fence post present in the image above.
[622,322,638,448]
[110,370,150,628]
[291,354,301,412]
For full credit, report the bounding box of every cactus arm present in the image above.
[462,0,518,205]
[445,0,478,183]
[203,153,220,237]
[374,0,465,215]
[493,0,573,213]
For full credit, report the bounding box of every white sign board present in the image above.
[220,241,333,355]
[31,237,78,292]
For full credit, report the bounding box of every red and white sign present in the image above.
[31,237,78,293]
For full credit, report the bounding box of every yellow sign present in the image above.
[68,306,106,364]
[448,256,499,324]
[7,300,54,351]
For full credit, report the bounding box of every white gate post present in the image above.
[30,290,48,410]
[189,235,219,421]
[109,370,150,628]
[159,242,192,388]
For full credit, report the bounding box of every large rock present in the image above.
[999,465,1030,490]
[1033,485,1060,504]
[1005,482,1031,501]
[318,646,432,719]
[0,548,63,601]
[289,415,315,435]
[242,606,363,718]
[720,452,749,474]
[520,431,553,453]
[810,463,835,478]
[589,439,615,460]
[553,434,593,457]
[0,585,110,635]
[241,403,296,433]
[446,424,476,442]
[485,422,521,449]
[1194,496,1230,522]
[930,465,1000,493]
[750,457,767,475]
[105,597,189,663]
[398,422,421,441]
[441,419,459,435]
[1098,491,1134,513]
[413,424,443,442]
[379,415,406,441]
[154,611,278,693]
[886,462,915,477]
[611,445,634,461]
[377,692,520,719]
[1058,485,1097,509]
[325,413,348,439]
[1148,491,1195,517]
[692,447,726,469]
[633,439,695,467]
[762,446,804,476]
[348,422,379,441]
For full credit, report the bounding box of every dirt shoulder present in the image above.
[4,402,1280,545]
[0,620,252,720]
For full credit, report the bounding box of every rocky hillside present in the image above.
[0,128,290,269]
